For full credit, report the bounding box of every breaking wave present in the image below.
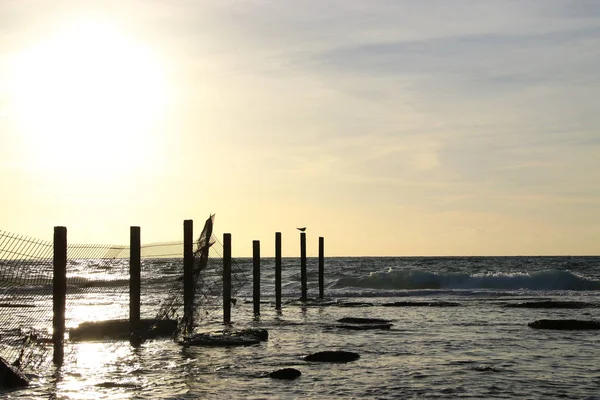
[332,269,600,291]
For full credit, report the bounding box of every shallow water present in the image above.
[3,256,600,399]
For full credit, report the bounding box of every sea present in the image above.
[2,256,600,399]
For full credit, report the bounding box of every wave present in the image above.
[331,269,600,291]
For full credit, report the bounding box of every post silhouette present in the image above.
[275,232,282,310]
[223,233,232,324]
[253,240,260,315]
[53,226,67,365]
[300,232,307,301]
[130,226,141,342]
[183,220,194,333]
[319,236,324,299]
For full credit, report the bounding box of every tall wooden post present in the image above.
[129,226,141,341]
[183,220,194,333]
[223,233,232,324]
[275,232,282,310]
[300,232,307,301]
[319,237,325,299]
[253,240,260,316]
[53,226,67,365]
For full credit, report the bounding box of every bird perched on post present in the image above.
[297,227,306,232]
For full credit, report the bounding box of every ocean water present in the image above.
[3,256,600,399]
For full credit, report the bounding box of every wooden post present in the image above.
[183,220,194,333]
[52,226,67,365]
[253,240,260,316]
[223,233,232,324]
[300,232,307,301]
[129,226,141,341]
[275,232,282,310]
[319,237,324,299]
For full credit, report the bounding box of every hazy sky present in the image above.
[1,1,599,256]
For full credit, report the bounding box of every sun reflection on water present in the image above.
[57,342,140,400]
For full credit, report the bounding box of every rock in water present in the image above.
[0,357,29,389]
[337,317,391,324]
[337,323,392,330]
[528,319,600,330]
[304,351,360,363]
[268,368,302,380]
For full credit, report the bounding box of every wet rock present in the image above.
[528,319,600,330]
[337,323,392,330]
[201,328,268,341]
[382,301,460,307]
[268,368,302,380]
[0,356,29,389]
[338,317,391,324]
[304,351,360,363]
[69,319,177,341]
[505,301,593,309]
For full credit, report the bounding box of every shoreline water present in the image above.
[2,256,600,399]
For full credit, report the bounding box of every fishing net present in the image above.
[157,215,251,336]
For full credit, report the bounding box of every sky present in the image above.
[1,0,599,256]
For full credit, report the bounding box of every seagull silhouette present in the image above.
[296,227,307,232]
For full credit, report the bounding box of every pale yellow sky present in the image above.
[1,1,599,256]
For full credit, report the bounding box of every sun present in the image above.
[9,19,168,179]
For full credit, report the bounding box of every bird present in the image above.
[297,227,307,232]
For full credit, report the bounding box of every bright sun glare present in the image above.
[9,19,168,178]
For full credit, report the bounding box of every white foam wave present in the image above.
[332,269,600,291]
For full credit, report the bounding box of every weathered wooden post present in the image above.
[275,232,282,310]
[223,233,232,324]
[129,226,141,342]
[253,240,260,316]
[53,226,67,365]
[319,236,324,299]
[300,232,307,301]
[183,220,194,333]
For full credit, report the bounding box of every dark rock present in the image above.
[382,301,460,307]
[505,301,593,309]
[528,319,600,330]
[69,319,177,341]
[0,356,29,389]
[338,317,391,324]
[337,323,392,330]
[304,351,360,363]
[203,328,268,341]
[268,368,301,380]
